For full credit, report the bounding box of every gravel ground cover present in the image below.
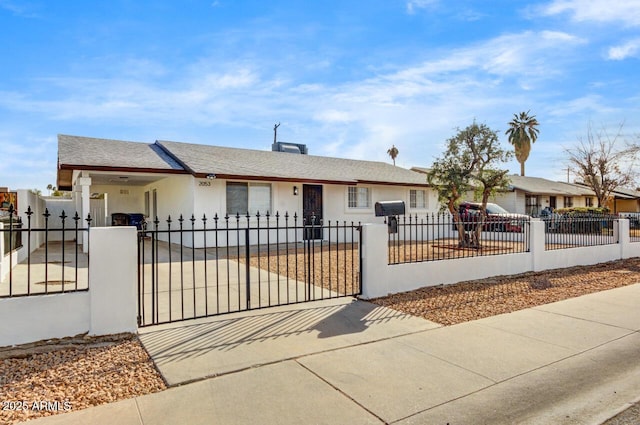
[244,243,360,295]
[602,400,640,424]
[0,334,166,425]
[1,258,639,424]
[370,257,640,325]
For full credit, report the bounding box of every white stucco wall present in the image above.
[491,192,518,213]
[89,227,138,335]
[180,179,437,247]
[144,175,195,224]
[0,227,138,347]
[0,292,91,346]
[360,219,640,299]
[17,190,46,251]
[42,198,78,242]
[90,184,146,220]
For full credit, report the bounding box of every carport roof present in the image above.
[58,135,185,171]
[57,135,188,190]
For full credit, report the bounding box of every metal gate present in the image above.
[137,212,361,327]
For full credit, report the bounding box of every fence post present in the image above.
[618,218,630,259]
[89,227,137,335]
[0,223,4,282]
[359,224,390,299]
[245,228,251,309]
[529,219,545,272]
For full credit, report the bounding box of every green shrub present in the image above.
[555,206,610,215]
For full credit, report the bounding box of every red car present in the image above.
[457,202,529,232]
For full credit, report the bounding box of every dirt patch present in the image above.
[243,243,361,295]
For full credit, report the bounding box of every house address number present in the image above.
[199,181,211,187]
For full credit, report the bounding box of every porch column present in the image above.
[77,176,92,253]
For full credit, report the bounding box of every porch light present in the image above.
[293,186,299,196]
[206,174,216,180]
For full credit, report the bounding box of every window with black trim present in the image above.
[226,182,272,215]
[564,196,574,208]
[409,189,427,209]
[347,186,370,209]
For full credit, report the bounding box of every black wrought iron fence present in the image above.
[621,213,640,243]
[388,213,530,265]
[543,213,618,250]
[1,216,22,255]
[138,212,361,327]
[0,205,91,298]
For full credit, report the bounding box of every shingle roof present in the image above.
[505,175,595,196]
[156,140,428,185]
[611,186,640,199]
[58,135,185,171]
[573,182,640,199]
[57,135,429,186]
[411,167,598,196]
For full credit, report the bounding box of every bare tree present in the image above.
[565,122,638,208]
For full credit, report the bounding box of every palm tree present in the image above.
[505,111,540,176]
[46,184,53,196]
[387,144,399,166]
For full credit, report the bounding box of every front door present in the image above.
[549,196,557,210]
[303,184,323,240]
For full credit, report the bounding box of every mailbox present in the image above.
[374,201,405,217]
[374,201,405,234]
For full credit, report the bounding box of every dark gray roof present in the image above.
[58,135,185,171]
[57,135,429,186]
[156,140,428,185]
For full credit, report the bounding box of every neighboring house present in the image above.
[493,175,598,216]
[410,168,598,216]
[605,187,640,213]
[57,135,436,245]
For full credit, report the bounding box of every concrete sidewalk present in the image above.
[26,284,640,425]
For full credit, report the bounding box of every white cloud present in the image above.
[545,95,619,118]
[386,31,584,83]
[608,39,640,60]
[406,0,438,15]
[0,0,39,18]
[313,109,352,123]
[0,27,616,186]
[541,0,640,27]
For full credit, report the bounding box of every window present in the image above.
[144,191,150,217]
[525,195,540,216]
[410,189,427,209]
[564,196,574,208]
[586,197,594,207]
[226,182,272,215]
[348,187,371,209]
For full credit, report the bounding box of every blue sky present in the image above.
[1,0,640,192]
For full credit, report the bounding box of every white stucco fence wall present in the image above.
[360,219,639,299]
[0,227,137,347]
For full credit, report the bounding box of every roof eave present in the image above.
[56,164,190,190]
